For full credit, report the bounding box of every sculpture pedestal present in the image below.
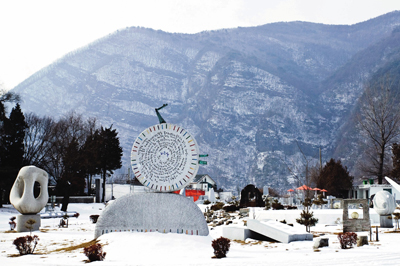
[380,215,393,228]
[16,214,41,232]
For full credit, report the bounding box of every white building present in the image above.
[187,174,216,192]
[350,179,400,203]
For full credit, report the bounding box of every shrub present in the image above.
[338,232,357,249]
[212,237,230,258]
[271,199,284,210]
[203,200,211,205]
[211,202,224,211]
[84,243,106,262]
[223,204,239,212]
[89,215,100,224]
[13,235,39,255]
[296,198,318,232]
[9,216,16,230]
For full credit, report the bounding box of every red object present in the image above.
[287,189,294,192]
[312,188,321,191]
[320,189,328,192]
[296,185,312,190]
[172,189,205,201]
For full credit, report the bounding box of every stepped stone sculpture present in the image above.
[10,166,49,232]
[373,190,395,228]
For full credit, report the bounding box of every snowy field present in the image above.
[1,203,400,266]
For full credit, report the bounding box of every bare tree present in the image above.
[357,77,400,184]
[23,113,54,167]
[282,141,319,197]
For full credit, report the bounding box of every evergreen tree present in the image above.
[0,103,26,206]
[59,138,85,211]
[391,143,400,182]
[98,125,122,202]
[296,198,318,232]
[316,158,353,198]
[80,129,102,195]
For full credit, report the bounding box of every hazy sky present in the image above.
[1,0,400,90]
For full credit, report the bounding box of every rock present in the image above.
[357,235,369,247]
[313,237,329,249]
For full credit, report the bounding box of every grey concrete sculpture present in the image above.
[10,166,49,214]
[95,193,209,238]
[373,190,395,216]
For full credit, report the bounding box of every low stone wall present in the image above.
[54,196,95,204]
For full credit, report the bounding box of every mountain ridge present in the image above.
[11,11,400,191]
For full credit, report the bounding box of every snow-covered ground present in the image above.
[1,203,400,266]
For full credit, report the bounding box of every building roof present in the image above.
[191,174,215,184]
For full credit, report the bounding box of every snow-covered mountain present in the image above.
[11,11,400,192]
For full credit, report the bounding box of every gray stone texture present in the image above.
[380,214,393,228]
[342,199,370,232]
[16,214,41,232]
[95,193,209,238]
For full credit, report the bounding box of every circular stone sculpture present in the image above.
[131,123,200,192]
[373,190,396,215]
[10,166,49,214]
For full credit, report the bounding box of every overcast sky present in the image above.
[1,0,400,90]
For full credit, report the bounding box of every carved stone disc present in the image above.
[131,124,200,192]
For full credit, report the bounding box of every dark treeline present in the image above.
[0,91,122,207]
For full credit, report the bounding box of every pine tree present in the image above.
[80,129,102,195]
[296,198,318,233]
[391,143,400,182]
[0,103,26,206]
[59,138,86,211]
[316,158,353,198]
[98,125,122,202]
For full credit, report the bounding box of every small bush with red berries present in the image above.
[13,235,39,255]
[338,232,357,249]
[84,243,106,262]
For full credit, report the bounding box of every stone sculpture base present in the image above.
[380,215,393,228]
[16,214,41,232]
[94,193,209,238]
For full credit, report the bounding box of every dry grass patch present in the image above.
[233,239,264,246]
[49,239,101,254]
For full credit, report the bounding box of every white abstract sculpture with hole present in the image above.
[9,166,49,232]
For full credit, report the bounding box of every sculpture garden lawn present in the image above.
[1,203,400,266]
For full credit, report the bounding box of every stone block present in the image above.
[222,227,252,241]
[357,235,368,247]
[313,237,329,249]
[95,193,209,238]
[16,214,41,232]
[247,219,313,243]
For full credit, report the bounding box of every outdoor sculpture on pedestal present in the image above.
[9,166,49,232]
[95,104,208,238]
[373,190,395,228]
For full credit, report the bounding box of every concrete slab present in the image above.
[222,226,252,241]
[247,219,313,243]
